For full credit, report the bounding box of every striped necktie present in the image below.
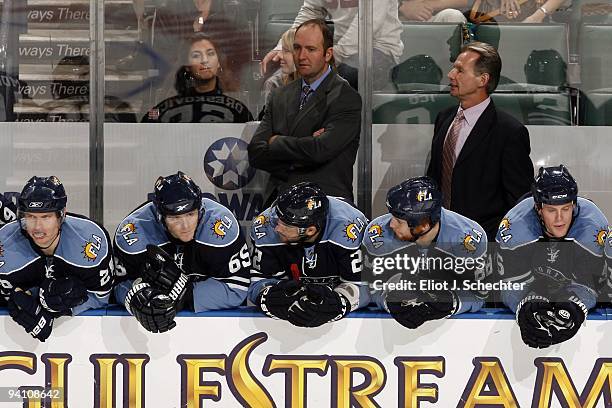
[299,85,312,110]
[441,110,465,208]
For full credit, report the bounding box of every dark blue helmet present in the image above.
[275,182,329,230]
[153,171,202,222]
[532,165,577,207]
[386,176,442,227]
[18,176,67,214]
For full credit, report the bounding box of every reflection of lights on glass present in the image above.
[536,160,546,166]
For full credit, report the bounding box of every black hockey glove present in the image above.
[8,291,54,342]
[286,285,350,328]
[257,280,305,320]
[125,279,177,333]
[386,290,457,329]
[516,295,555,348]
[142,245,189,306]
[39,276,88,314]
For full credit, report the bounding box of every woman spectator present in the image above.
[142,33,253,123]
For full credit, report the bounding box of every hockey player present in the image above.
[0,192,17,226]
[496,165,608,348]
[363,177,488,329]
[0,176,113,342]
[249,182,369,327]
[114,171,250,333]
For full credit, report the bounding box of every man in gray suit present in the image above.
[248,19,362,203]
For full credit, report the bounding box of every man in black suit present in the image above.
[248,19,362,203]
[426,42,534,239]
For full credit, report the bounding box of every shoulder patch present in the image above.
[250,206,284,246]
[55,215,110,268]
[197,198,239,247]
[496,197,540,249]
[322,197,367,250]
[115,203,168,255]
[437,208,487,258]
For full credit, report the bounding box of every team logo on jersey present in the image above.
[594,229,607,247]
[120,222,139,246]
[203,138,256,190]
[498,218,512,243]
[416,190,432,202]
[253,214,269,240]
[344,218,365,242]
[462,229,482,253]
[546,246,560,264]
[368,224,384,249]
[82,234,103,262]
[303,246,317,269]
[212,216,233,238]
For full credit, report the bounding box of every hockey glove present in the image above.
[257,280,305,320]
[125,279,177,333]
[142,245,189,306]
[286,284,350,328]
[8,291,54,342]
[39,276,88,314]
[547,292,588,345]
[516,295,554,348]
[386,289,457,329]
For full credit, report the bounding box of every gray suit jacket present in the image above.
[248,72,362,202]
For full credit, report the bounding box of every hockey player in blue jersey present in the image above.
[0,192,17,226]
[0,176,113,342]
[249,182,369,328]
[363,177,488,329]
[114,171,250,333]
[496,165,608,348]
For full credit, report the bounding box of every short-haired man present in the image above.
[496,165,608,348]
[0,176,113,342]
[114,171,250,333]
[363,177,488,329]
[426,41,534,240]
[248,19,362,204]
[259,0,403,90]
[249,182,369,328]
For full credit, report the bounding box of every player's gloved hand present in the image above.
[286,284,350,328]
[257,280,305,320]
[39,276,88,314]
[8,291,54,342]
[125,279,177,333]
[547,297,587,345]
[516,295,555,348]
[386,289,457,329]
[143,245,189,305]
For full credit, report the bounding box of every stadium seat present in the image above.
[580,90,612,125]
[580,25,612,91]
[395,23,462,91]
[475,23,568,86]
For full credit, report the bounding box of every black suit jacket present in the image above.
[248,72,362,201]
[426,100,534,239]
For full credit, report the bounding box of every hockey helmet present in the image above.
[524,49,567,87]
[153,171,202,223]
[386,176,442,229]
[532,165,577,207]
[18,176,67,215]
[274,182,329,231]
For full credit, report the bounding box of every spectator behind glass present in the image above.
[259,28,299,119]
[142,33,253,123]
[469,0,569,22]
[399,0,468,22]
